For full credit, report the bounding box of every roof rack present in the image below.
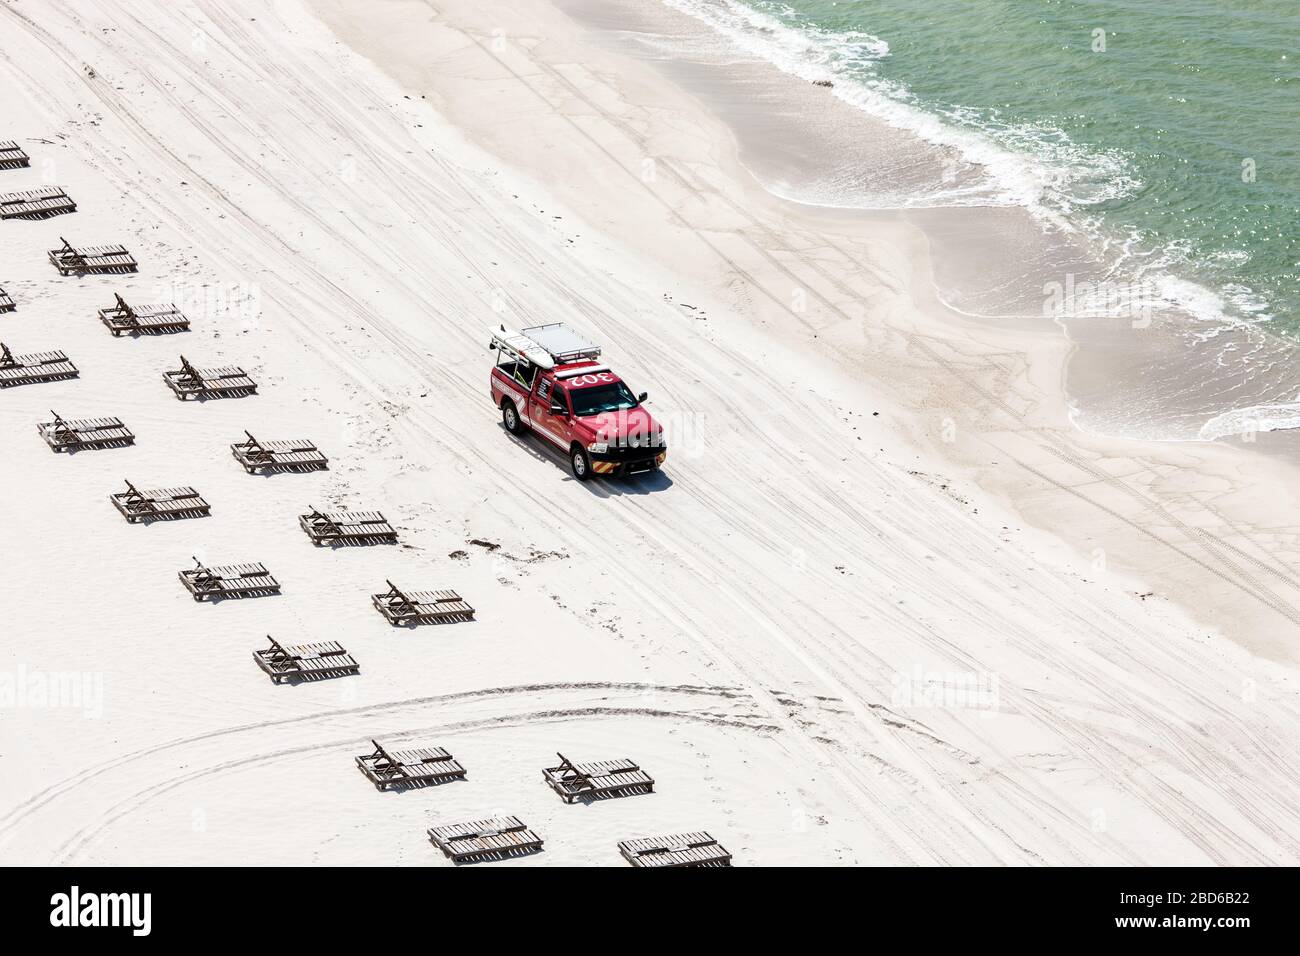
[522,323,601,365]
[488,323,601,370]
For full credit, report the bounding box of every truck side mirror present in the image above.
[637,391,649,403]
[550,402,566,416]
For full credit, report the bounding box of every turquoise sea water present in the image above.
[667,0,1298,334]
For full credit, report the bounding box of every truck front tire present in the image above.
[502,400,525,435]
[570,444,592,481]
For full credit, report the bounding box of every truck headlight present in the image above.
[588,441,608,454]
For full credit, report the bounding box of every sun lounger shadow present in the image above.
[379,774,463,794]
[195,587,281,605]
[313,536,397,551]
[448,844,542,866]
[567,785,654,806]
[193,590,281,605]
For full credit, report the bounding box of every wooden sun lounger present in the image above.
[543,752,654,803]
[356,739,466,790]
[111,480,210,523]
[48,238,137,275]
[253,635,358,684]
[300,508,396,546]
[0,288,14,313]
[98,294,189,336]
[37,411,135,452]
[164,355,256,400]
[619,832,732,868]
[1,185,75,219]
[231,432,326,473]
[179,557,280,602]
[0,342,78,387]
[0,141,30,170]
[428,817,543,863]
[372,581,474,626]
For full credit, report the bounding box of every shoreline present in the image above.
[569,0,1300,451]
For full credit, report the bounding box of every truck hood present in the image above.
[577,407,664,446]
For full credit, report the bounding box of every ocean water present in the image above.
[650,0,1300,439]
[666,0,1298,327]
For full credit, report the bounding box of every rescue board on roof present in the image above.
[489,326,554,370]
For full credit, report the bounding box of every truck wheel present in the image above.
[501,400,525,434]
[570,445,592,481]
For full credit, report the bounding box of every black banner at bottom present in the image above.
[4,866,1280,942]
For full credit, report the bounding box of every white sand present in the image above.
[2,0,1300,866]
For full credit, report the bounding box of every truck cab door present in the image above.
[529,377,571,450]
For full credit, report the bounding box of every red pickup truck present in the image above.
[488,324,667,480]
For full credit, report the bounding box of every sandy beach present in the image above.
[3,0,1300,866]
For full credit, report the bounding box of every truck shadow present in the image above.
[499,426,673,496]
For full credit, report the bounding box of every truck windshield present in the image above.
[569,382,640,416]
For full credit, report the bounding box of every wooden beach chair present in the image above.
[230,432,326,473]
[543,752,654,803]
[111,480,210,523]
[428,817,543,863]
[38,411,135,452]
[0,342,78,388]
[163,355,256,400]
[179,557,280,602]
[619,832,732,868]
[0,141,30,170]
[299,507,396,546]
[253,635,358,684]
[0,287,14,313]
[371,581,474,626]
[48,238,137,275]
[98,294,190,336]
[356,740,466,790]
[0,186,75,219]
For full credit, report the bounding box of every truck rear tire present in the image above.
[570,445,592,481]
[502,400,525,435]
